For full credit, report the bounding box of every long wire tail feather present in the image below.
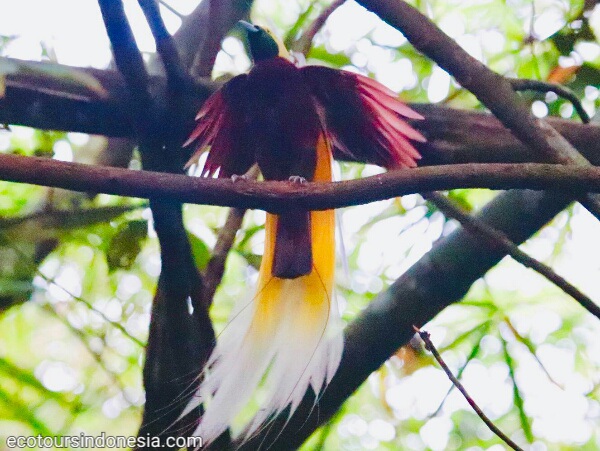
[188,135,342,445]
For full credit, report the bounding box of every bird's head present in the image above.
[238,20,289,62]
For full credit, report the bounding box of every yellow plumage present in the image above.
[187,134,342,443]
[254,134,334,335]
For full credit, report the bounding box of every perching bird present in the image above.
[183,21,425,444]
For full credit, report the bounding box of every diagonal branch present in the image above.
[356,0,600,220]
[415,328,524,451]
[97,0,151,126]
[175,0,255,77]
[98,1,211,446]
[202,165,259,307]
[291,0,346,56]
[139,0,189,92]
[424,192,600,319]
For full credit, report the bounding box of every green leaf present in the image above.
[0,358,74,407]
[284,0,317,48]
[307,46,352,68]
[439,320,492,353]
[0,386,55,436]
[106,219,147,271]
[502,334,534,443]
[236,224,264,251]
[188,232,211,271]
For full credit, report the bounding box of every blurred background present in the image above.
[0,0,599,449]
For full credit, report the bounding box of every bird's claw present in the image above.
[288,175,307,184]
[231,174,249,182]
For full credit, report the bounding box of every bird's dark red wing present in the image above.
[185,74,255,178]
[301,66,425,169]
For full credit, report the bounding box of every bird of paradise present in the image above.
[184,21,425,444]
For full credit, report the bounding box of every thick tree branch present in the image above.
[411,105,600,167]
[0,58,133,136]
[173,0,254,77]
[139,198,215,448]
[2,58,600,168]
[139,0,189,91]
[98,0,151,130]
[98,2,211,446]
[2,154,600,210]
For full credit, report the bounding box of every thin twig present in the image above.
[158,0,184,19]
[504,316,564,389]
[509,78,590,124]
[292,0,346,56]
[202,208,245,305]
[0,229,145,346]
[414,327,524,451]
[424,192,600,320]
[38,271,146,347]
[429,321,491,418]
[41,304,131,400]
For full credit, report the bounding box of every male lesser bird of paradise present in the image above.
[183,21,425,443]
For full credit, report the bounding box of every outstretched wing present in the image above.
[301,66,425,169]
[185,74,254,178]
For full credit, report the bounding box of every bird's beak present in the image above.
[238,20,259,34]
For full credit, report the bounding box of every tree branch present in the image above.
[509,78,590,124]
[2,59,600,168]
[186,0,254,77]
[97,0,151,130]
[356,0,600,220]
[291,0,346,56]
[410,105,600,167]
[2,154,600,210]
[139,0,189,92]
[202,165,259,307]
[98,2,211,445]
[415,328,524,451]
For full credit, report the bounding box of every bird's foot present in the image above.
[231,174,249,182]
[288,175,307,184]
